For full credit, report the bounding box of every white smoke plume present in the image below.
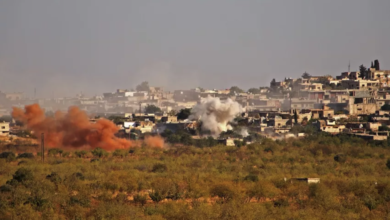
[239,128,249,137]
[190,96,244,136]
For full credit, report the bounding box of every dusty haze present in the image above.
[1,1,390,98]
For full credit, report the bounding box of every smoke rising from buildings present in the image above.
[12,104,132,150]
[239,128,249,137]
[190,96,244,136]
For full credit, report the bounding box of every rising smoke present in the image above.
[190,96,244,136]
[12,104,132,150]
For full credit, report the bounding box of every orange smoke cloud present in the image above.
[144,136,164,149]
[12,104,132,151]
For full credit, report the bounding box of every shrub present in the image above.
[274,198,289,207]
[91,148,108,158]
[112,149,128,158]
[210,183,236,202]
[17,153,34,159]
[12,168,34,184]
[62,152,70,158]
[0,152,16,162]
[334,154,347,163]
[152,163,168,173]
[68,195,90,207]
[244,174,259,182]
[46,172,62,184]
[0,184,12,193]
[17,160,27,166]
[48,148,63,157]
[133,194,147,206]
[72,172,85,181]
[149,191,165,204]
[74,150,87,158]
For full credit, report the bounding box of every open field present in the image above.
[1,134,390,219]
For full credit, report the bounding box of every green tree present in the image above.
[293,109,298,124]
[359,65,367,79]
[133,194,147,206]
[177,108,191,120]
[386,159,390,170]
[91,148,108,158]
[381,104,390,111]
[74,150,88,158]
[374,59,380,70]
[247,181,280,202]
[12,168,34,185]
[302,72,311,79]
[149,191,165,204]
[210,183,236,202]
[0,152,16,162]
[108,115,125,124]
[144,104,161,114]
[247,88,260,94]
[229,86,244,95]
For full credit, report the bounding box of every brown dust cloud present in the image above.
[12,104,164,151]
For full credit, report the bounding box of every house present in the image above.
[173,90,200,102]
[367,122,381,131]
[161,116,178,123]
[340,79,379,90]
[310,106,335,119]
[0,122,10,136]
[219,138,236,146]
[320,125,345,134]
[6,93,23,101]
[281,98,321,111]
[347,96,377,115]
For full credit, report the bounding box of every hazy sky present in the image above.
[1,0,390,98]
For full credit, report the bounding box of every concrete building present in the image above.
[340,79,379,90]
[0,122,10,136]
[6,92,23,101]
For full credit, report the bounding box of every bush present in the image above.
[274,198,289,207]
[17,153,34,159]
[46,172,62,184]
[48,148,63,157]
[0,184,12,193]
[74,150,87,158]
[244,174,259,182]
[334,154,347,163]
[0,152,16,162]
[91,148,108,158]
[71,172,85,181]
[17,160,27,166]
[381,104,390,111]
[151,163,168,173]
[68,195,90,207]
[149,191,165,204]
[210,183,236,202]
[112,149,128,158]
[12,168,34,184]
[133,194,147,206]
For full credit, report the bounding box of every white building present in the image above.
[0,122,10,136]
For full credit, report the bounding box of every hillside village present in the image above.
[2,59,390,142]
